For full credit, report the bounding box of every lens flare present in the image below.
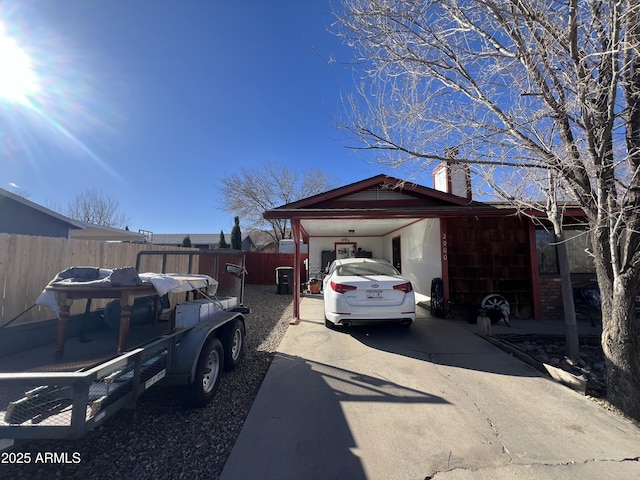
[0,10,125,184]
[0,22,39,104]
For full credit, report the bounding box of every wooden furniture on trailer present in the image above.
[46,283,158,359]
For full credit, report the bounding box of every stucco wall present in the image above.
[306,219,441,304]
[307,236,384,278]
[382,218,441,303]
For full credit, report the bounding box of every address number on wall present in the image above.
[442,233,448,261]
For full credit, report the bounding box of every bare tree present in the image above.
[334,0,640,419]
[221,163,338,246]
[481,163,582,358]
[65,189,129,228]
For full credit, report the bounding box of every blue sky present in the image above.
[0,1,411,234]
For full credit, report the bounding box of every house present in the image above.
[264,164,592,323]
[150,233,230,249]
[279,239,308,254]
[150,232,259,251]
[0,188,145,242]
[246,229,279,253]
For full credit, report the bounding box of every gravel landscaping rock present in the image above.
[495,334,606,396]
[3,284,293,480]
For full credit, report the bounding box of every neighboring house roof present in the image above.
[0,187,145,242]
[241,235,258,251]
[245,229,277,250]
[70,221,146,242]
[279,239,308,254]
[150,232,261,251]
[151,233,230,246]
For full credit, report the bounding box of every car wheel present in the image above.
[183,337,224,407]
[222,318,245,371]
[325,317,336,329]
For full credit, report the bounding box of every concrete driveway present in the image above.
[221,295,640,479]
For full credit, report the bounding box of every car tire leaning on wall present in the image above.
[431,278,446,318]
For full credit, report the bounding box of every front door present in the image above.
[392,236,401,272]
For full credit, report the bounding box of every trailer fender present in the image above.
[166,311,245,384]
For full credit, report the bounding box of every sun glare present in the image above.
[0,12,124,183]
[0,22,39,104]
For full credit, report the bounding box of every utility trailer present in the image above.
[0,250,248,452]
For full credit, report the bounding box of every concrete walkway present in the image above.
[221,295,640,479]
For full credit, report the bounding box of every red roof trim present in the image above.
[274,174,475,211]
[265,206,507,220]
[263,173,589,221]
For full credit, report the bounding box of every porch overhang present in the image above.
[264,206,518,242]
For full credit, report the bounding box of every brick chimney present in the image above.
[432,147,472,199]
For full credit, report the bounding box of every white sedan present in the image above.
[323,258,416,328]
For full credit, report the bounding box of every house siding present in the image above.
[445,216,533,318]
[0,198,71,238]
[307,237,384,279]
[382,218,441,304]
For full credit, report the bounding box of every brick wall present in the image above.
[538,273,598,320]
[539,275,563,320]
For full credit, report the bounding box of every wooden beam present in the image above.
[290,218,301,325]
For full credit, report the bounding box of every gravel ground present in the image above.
[3,284,293,480]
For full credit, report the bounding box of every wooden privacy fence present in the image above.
[244,252,308,285]
[0,234,198,327]
[0,234,310,326]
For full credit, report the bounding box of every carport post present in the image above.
[290,218,301,325]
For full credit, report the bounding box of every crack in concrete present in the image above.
[429,354,513,463]
[426,457,640,478]
[478,402,511,458]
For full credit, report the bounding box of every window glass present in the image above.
[536,229,558,273]
[337,261,399,277]
[536,227,595,274]
[565,228,594,273]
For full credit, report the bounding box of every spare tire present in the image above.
[430,278,446,318]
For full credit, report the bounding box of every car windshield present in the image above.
[336,261,399,277]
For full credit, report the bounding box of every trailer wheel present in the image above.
[222,318,245,371]
[185,337,224,407]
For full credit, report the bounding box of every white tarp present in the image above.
[138,272,218,297]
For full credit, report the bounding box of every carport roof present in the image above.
[263,174,513,238]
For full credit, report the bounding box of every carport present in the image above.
[263,173,533,324]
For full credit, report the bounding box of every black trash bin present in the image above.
[275,266,294,295]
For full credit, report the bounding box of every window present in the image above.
[536,227,594,274]
[536,229,558,273]
[565,228,594,272]
[337,260,399,277]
